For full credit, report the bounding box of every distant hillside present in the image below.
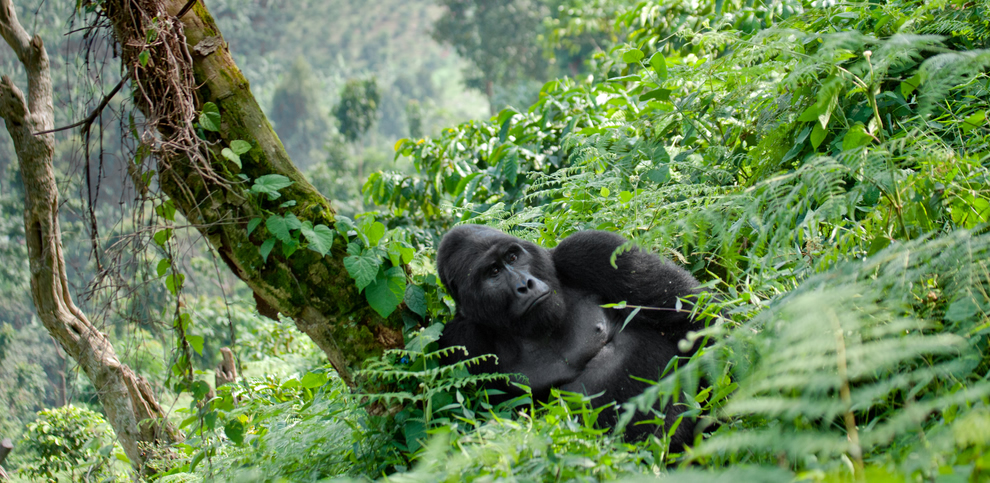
[210,0,488,145]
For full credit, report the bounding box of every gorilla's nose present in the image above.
[517,278,537,294]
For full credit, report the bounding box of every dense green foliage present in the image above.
[358,0,990,480]
[20,405,125,481]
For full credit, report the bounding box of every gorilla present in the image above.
[436,225,709,448]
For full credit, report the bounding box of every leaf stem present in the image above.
[830,310,864,481]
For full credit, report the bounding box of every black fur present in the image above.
[436,225,707,448]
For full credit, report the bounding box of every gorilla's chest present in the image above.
[498,290,624,393]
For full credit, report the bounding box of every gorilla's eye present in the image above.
[506,253,517,263]
[488,265,501,277]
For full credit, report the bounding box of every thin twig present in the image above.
[176,0,198,18]
[33,77,125,135]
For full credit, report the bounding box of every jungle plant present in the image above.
[20,405,125,481]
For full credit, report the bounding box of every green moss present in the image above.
[191,4,219,37]
[217,67,250,91]
[334,318,380,363]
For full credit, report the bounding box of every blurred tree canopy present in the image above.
[433,0,549,112]
[334,78,381,143]
[270,57,331,169]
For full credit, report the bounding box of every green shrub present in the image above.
[20,405,124,481]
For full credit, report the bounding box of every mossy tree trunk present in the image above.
[101,0,404,385]
[0,0,180,473]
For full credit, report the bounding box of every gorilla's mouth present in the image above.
[523,290,551,315]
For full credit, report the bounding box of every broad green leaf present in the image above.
[405,323,443,353]
[199,102,221,132]
[619,191,634,203]
[648,52,668,83]
[283,213,302,231]
[344,253,382,292]
[246,218,262,236]
[901,73,923,98]
[186,335,204,355]
[153,229,172,247]
[155,200,176,221]
[366,221,386,247]
[139,50,150,67]
[842,123,873,150]
[387,244,403,267]
[302,223,334,256]
[300,371,328,388]
[404,284,427,318]
[489,144,509,167]
[282,238,299,258]
[497,109,517,142]
[810,123,827,149]
[641,88,671,102]
[814,76,840,129]
[600,187,610,197]
[818,92,837,129]
[281,378,300,389]
[398,246,414,264]
[365,266,406,318]
[221,148,241,169]
[335,216,356,237]
[797,104,820,122]
[266,215,294,243]
[644,166,670,184]
[622,48,645,63]
[952,196,990,228]
[577,126,603,135]
[346,242,361,256]
[156,259,170,277]
[190,380,211,401]
[178,312,192,330]
[652,144,670,164]
[962,110,987,132]
[259,238,276,262]
[867,236,891,256]
[230,139,251,155]
[250,174,294,200]
[165,272,184,295]
[224,420,245,445]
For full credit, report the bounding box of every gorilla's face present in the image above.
[438,225,561,328]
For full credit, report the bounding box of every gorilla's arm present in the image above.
[437,315,501,375]
[550,231,704,344]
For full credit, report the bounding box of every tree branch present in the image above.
[0,0,50,118]
[33,77,125,135]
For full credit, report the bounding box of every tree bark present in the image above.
[100,0,405,385]
[0,0,180,474]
